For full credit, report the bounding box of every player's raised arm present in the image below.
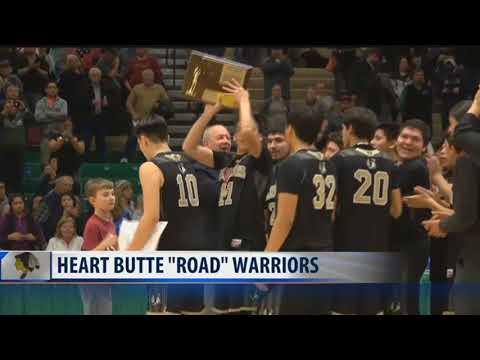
[127,162,164,250]
[182,103,223,168]
[223,79,262,158]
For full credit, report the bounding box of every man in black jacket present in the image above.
[348,48,384,117]
[401,68,433,129]
[58,54,91,131]
[262,49,294,100]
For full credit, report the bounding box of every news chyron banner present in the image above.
[0,251,402,283]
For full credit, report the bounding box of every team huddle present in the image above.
[95,79,480,315]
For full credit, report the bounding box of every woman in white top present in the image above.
[46,216,83,251]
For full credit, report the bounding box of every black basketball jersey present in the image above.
[150,151,206,250]
[331,143,400,251]
[265,163,280,237]
[390,158,430,250]
[276,149,337,251]
[213,146,272,250]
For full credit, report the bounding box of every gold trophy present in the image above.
[182,50,253,109]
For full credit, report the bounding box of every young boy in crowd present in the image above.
[80,178,117,315]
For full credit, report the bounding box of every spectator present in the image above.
[36,159,58,196]
[391,57,412,97]
[305,86,317,109]
[58,54,91,129]
[401,68,433,129]
[46,216,83,251]
[60,192,82,231]
[348,48,386,117]
[48,117,85,178]
[126,69,169,122]
[96,48,122,89]
[0,59,23,99]
[124,48,163,91]
[315,81,335,112]
[112,180,135,234]
[0,194,45,250]
[80,48,103,73]
[300,48,329,68]
[17,47,51,111]
[434,53,465,131]
[455,46,480,99]
[123,69,170,162]
[84,66,117,162]
[133,194,143,220]
[329,47,358,97]
[262,48,294,100]
[0,181,8,217]
[260,83,289,127]
[37,175,74,241]
[34,81,68,165]
[38,48,55,79]
[0,87,29,193]
[31,195,44,223]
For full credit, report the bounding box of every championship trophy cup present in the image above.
[182,50,253,108]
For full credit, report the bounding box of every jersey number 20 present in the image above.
[353,169,389,206]
[313,174,336,210]
[176,174,199,207]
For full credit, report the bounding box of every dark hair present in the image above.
[413,67,424,75]
[399,119,431,145]
[61,192,77,207]
[135,114,169,143]
[326,131,343,150]
[46,81,58,88]
[342,107,378,141]
[449,100,472,122]
[445,132,463,152]
[287,105,325,145]
[265,115,287,136]
[4,194,37,241]
[376,122,400,142]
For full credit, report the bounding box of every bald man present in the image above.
[126,69,169,121]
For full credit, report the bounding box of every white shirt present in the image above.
[46,236,84,251]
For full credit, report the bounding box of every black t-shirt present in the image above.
[151,152,208,250]
[391,158,430,249]
[331,144,400,251]
[276,150,337,251]
[48,132,83,177]
[213,146,272,250]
